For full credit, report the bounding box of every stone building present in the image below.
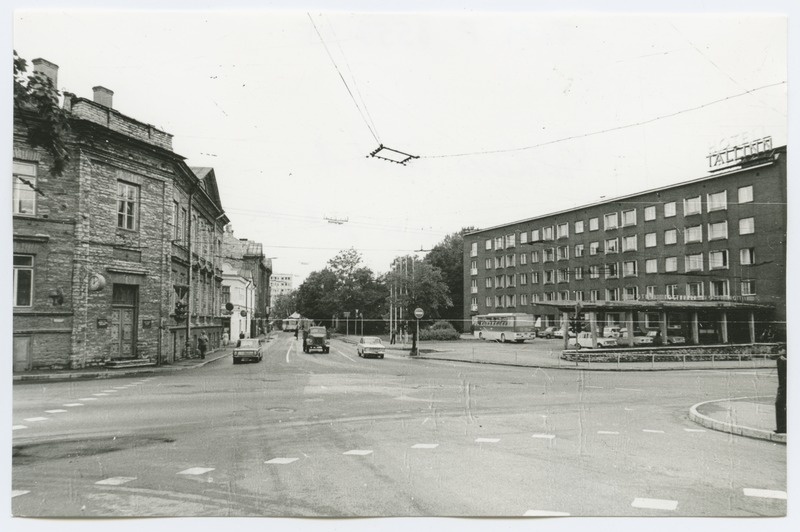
[220,227,272,337]
[12,58,228,371]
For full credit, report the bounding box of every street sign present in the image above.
[414,308,424,319]
[343,312,350,318]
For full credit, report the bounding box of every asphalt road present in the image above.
[12,333,786,517]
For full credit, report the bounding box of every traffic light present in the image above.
[174,301,187,322]
[569,314,584,334]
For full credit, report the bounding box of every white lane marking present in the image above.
[584,385,603,389]
[531,434,556,439]
[343,450,373,456]
[524,509,570,517]
[597,431,619,435]
[743,488,787,500]
[24,417,48,422]
[285,342,293,363]
[265,457,299,464]
[63,403,84,407]
[615,387,644,392]
[45,409,68,414]
[92,393,109,397]
[112,386,127,389]
[12,425,28,430]
[335,348,356,362]
[475,438,500,443]
[624,408,635,411]
[631,498,678,511]
[411,443,439,449]
[11,490,31,498]
[684,428,706,433]
[643,429,665,434]
[78,398,98,401]
[102,390,119,393]
[177,467,215,475]
[95,477,137,486]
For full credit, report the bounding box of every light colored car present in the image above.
[233,338,263,364]
[553,328,576,339]
[646,330,686,345]
[620,328,654,346]
[536,327,556,339]
[602,326,622,338]
[568,332,618,348]
[357,336,385,359]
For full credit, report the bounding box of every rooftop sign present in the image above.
[707,136,772,171]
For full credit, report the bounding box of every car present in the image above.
[303,326,330,353]
[537,327,556,339]
[568,332,618,348]
[645,330,686,345]
[232,338,263,364]
[357,336,385,359]
[553,328,576,339]
[602,326,622,338]
[619,328,654,346]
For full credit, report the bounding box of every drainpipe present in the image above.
[185,189,194,357]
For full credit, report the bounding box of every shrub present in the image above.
[420,321,460,341]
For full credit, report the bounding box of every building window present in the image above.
[738,185,754,204]
[622,209,637,226]
[557,246,569,260]
[506,234,516,248]
[495,275,504,288]
[559,290,570,301]
[543,248,555,262]
[557,223,569,239]
[644,205,656,221]
[531,272,540,284]
[605,263,619,279]
[590,290,600,302]
[665,257,678,272]
[685,253,703,272]
[470,259,477,273]
[470,279,478,293]
[740,248,755,265]
[520,253,527,265]
[709,250,729,270]
[507,254,516,267]
[604,212,619,230]
[589,242,600,255]
[520,273,528,285]
[542,226,554,241]
[622,235,637,252]
[589,217,599,231]
[520,294,528,306]
[575,290,585,301]
[117,181,140,230]
[531,250,540,263]
[645,233,657,248]
[180,207,188,243]
[470,242,478,257]
[707,191,727,212]
[664,201,676,218]
[485,239,492,250]
[604,238,618,254]
[666,284,679,297]
[574,266,583,280]
[739,217,755,235]
[589,265,600,279]
[508,294,516,307]
[741,280,756,296]
[485,258,493,269]
[687,282,704,297]
[606,288,619,301]
[13,161,38,215]
[544,292,555,302]
[172,201,180,240]
[623,286,639,301]
[485,277,492,288]
[544,270,555,284]
[574,244,584,257]
[495,295,502,307]
[623,260,637,277]
[645,285,656,299]
[494,236,504,249]
[684,225,702,243]
[485,296,493,307]
[557,269,569,283]
[710,280,729,297]
[684,196,702,216]
[531,229,540,242]
[664,229,677,245]
[494,257,502,269]
[507,274,516,287]
[575,220,584,234]
[532,293,541,303]
[645,258,657,274]
[520,231,528,244]
[14,254,34,307]
[708,221,728,241]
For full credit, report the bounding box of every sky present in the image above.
[8,3,791,287]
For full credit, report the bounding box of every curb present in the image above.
[689,397,786,444]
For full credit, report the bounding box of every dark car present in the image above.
[233,338,263,364]
[303,326,330,353]
[537,327,556,339]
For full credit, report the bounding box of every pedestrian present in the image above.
[198,331,209,359]
[237,330,245,347]
[653,330,664,346]
[390,328,396,345]
[294,327,299,340]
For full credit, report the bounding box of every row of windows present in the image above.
[477,248,755,289]
[470,185,755,255]
[476,279,756,308]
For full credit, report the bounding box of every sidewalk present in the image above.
[690,397,785,444]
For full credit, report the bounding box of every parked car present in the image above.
[619,328,654,346]
[568,332,618,348]
[303,326,330,353]
[553,328,576,339]
[232,338,263,364]
[645,330,686,345]
[357,336,385,359]
[602,326,622,338]
[536,327,556,339]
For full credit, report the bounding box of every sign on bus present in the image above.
[473,313,535,343]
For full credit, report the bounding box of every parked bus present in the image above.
[473,313,536,343]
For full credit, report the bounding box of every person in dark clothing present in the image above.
[390,329,396,345]
[198,332,209,359]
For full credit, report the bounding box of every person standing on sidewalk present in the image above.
[775,353,786,434]
[390,328,396,345]
[198,332,209,360]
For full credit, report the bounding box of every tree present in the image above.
[424,227,477,331]
[271,291,298,322]
[13,51,71,176]
[295,269,339,326]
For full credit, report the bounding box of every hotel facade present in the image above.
[463,143,786,345]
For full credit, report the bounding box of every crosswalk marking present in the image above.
[643,429,665,434]
[11,490,31,498]
[24,417,48,422]
[102,390,119,393]
[743,488,787,500]
[597,430,619,435]
[92,393,109,397]
[411,443,439,449]
[524,509,570,516]
[63,403,84,407]
[177,467,215,475]
[265,458,299,464]
[684,428,706,433]
[631,498,678,511]
[531,434,556,439]
[78,398,98,401]
[12,425,27,430]
[343,450,373,456]
[95,477,137,486]
[45,409,68,414]
[475,438,500,443]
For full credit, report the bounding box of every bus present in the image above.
[473,313,536,343]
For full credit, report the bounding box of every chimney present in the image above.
[92,86,114,108]
[31,58,59,87]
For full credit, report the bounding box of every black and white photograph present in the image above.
[5,0,794,528]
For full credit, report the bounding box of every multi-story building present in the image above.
[13,58,228,371]
[270,273,293,297]
[463,142,786,345]
[220,227,272,337]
